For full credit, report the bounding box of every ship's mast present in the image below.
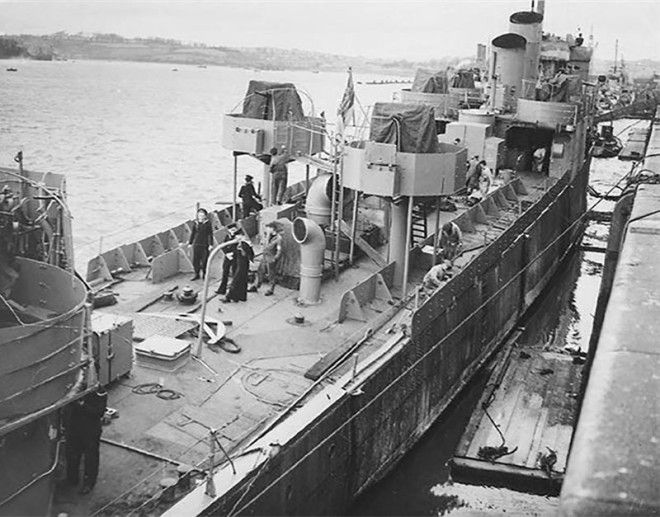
[613,38,619,74]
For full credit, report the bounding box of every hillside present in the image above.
[1,32,461,76]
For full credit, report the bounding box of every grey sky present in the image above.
[1,0,658,62]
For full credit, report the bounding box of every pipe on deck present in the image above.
[305,173,332,227]
[292,217,325,304]
[389,198,409,288]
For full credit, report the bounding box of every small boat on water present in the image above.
[6,67,18,72]
[364,78,413,85]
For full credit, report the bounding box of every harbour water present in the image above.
[0,59,401,264]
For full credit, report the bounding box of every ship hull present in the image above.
[0,412,60,517]
[0,258,88,517]
[197,160,590,516]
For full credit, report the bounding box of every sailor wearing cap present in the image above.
[238,174,262,217]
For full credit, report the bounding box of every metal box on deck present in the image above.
[484,136,506,170]
[342,143,466,198]
[134,335,191,372]
[222,114,325,156]
[91,313,134,387]
[228,126,265,155]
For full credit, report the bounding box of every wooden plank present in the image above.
[579,245,607,253]
[450,457,563,496]
[339,220,386,267]
[587,211,612,222]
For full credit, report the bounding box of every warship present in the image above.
[0,1,607,516]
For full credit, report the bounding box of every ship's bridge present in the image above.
[515,75,594,129]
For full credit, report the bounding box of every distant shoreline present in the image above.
[0,56,418,79]
[5,32,655,78]
[1,33,449,77]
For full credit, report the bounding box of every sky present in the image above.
[1,0,659,62]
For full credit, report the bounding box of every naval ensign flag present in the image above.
[336,67,355,137]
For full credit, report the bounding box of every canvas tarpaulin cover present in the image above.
[411,69,449,93]
[242,80,305,121]
[451,70,476,89]
[369,103,439,153]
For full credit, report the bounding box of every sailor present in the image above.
[224,230,254,302]
[189,208,213,280]
[215,226,238,295]
[478,161,493,195]
[465,156,481,194]
[254,221,283,296]
[453,138,462,146]
[533,147,546,174]
[423,260,453,291]
[439,221,463,264]
[238,175,262,217]
[65,388,107,494]
[269,146,289,205]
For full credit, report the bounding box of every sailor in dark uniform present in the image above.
[238,175,262,217]
[216,227,238,295]
[189,208,213,280]
[65,388,107,494]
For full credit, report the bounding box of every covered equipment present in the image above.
[411,69,449,94]
[369,102,439,153]
[241,80,305,121]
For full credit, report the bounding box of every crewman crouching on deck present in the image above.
[65,388,107,494]
[439,221,463,265]
[423,260,453,292]
[533,146,546,174]
[253,221,283,296]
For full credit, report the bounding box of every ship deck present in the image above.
[451,312,585,496]
[54,172,552,516]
